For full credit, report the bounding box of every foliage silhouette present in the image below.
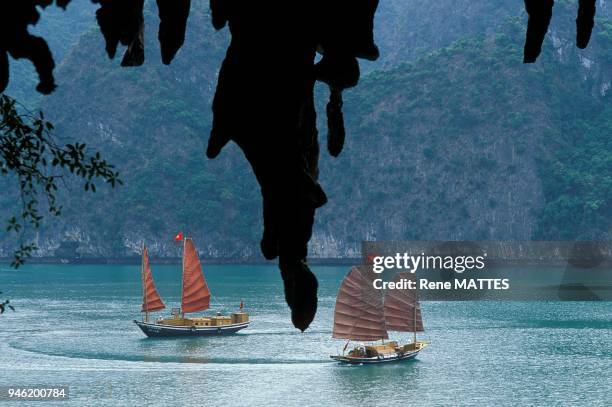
[1,95,122,268]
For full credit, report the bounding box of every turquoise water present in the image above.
[0,264,610,406]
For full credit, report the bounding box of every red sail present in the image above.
[141,246,165,312]
[384,272,424,332]
[181,238,211,313]
[332,266,388,341]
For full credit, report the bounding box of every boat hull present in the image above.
[134,320,249,337]
[330,349,422,365]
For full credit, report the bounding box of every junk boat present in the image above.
[331,268,427,364]
[134,238,249,337]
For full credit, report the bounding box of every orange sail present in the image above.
[181,238,211,313]
[141,246,165,312]
[384,272,424,332]
[332,266,388,341]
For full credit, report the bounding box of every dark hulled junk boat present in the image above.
[331,268,427,364]
[134,238,250,337]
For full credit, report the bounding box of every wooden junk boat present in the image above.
[331,267,427,364]
[134,238,249,337]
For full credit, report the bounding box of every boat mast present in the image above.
[413,288,417,344]
[142,243,148,323]
[181,237,186,318]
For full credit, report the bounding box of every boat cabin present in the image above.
[157,312,249,327]
[365,341,398,356]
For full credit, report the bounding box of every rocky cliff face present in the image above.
[1,1,610,259]
[311,8,612,257]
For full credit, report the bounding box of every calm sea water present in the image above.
[0,264,610,406]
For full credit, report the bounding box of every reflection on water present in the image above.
[330,360,424,405]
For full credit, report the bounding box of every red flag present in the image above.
[365,253,380,264]
[240,299,244,310]
[174,232,184,241]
